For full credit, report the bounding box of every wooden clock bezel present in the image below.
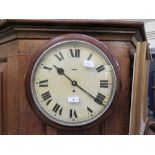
[25,33,122,130]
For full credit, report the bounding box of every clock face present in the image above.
[27,34,119,127]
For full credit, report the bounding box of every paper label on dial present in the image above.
[68,96,79,103]
[83,60,94,68]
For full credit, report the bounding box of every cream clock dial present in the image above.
[27,34,119,127]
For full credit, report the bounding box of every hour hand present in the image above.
[53,65,73,82]
[53,65,64,75]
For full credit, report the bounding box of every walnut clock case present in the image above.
[0,20,150,135]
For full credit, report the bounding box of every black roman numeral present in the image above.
[70,49,80,58]
[52,103,63,115]
[100,80,109,88]
[87,54,93,60]
[46,99,52,106]
[96,65,105,72]
[94,93,105,105]
[42,91,51,101]
[41,91,52,105]
[39,79,48,87]
[87,107,93,114]
[54,52,64,61]
[43,66,52,71]
[70,109,78,118]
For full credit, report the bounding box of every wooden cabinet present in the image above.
[0,20,150,134]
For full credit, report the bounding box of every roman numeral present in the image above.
[94,93,105,105]
[46,99,52,106]
[43,66,52,71]
[70,109,78,118]
[39,79,48,87]
[87,54,93,60]
[54,52,64,61]
[41,91,52,102]
[70,49,80,58]
[100,80,109,88]
[96,65,105,72]
[87,107,93,113]
[52,103,63,115]
[41,91,52,105]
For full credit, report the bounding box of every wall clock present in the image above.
[26,34,121,129]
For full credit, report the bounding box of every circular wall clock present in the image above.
[26,34,121,129]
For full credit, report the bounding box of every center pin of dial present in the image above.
[71,81,77,86]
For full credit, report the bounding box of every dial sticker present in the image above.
[83,59,94,68]
[68,96,80,103]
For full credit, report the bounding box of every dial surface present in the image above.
[30,40,117,126]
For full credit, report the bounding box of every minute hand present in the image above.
[76,84,95,99]
[75,83,104,106]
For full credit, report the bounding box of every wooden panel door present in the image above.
[0,61,7,134]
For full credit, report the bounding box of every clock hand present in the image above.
[53,65,73,82]
[75,83,104,106]
[53,65,104,106]
[75,83,95,99]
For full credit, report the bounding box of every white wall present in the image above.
[145,20,155,49]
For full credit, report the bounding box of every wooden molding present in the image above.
[129,41,149,134]
[0,20,146,46]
